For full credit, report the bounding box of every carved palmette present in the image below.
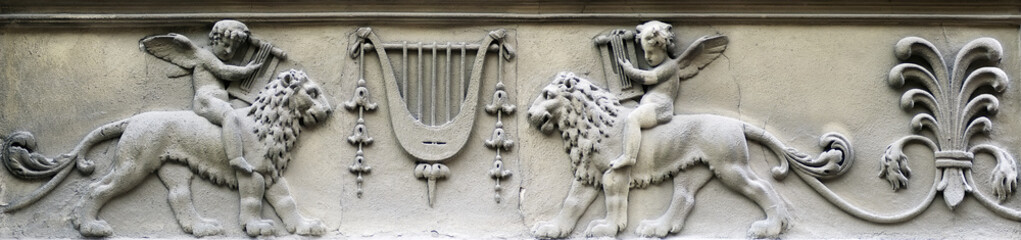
[594,29,645,101]
[349,27,514,206]
[227,39,287,103]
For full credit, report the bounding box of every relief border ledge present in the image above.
[3,12,1021,26]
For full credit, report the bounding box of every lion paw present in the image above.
[243,219,276,237]
[187,218,223,237]
[531,221,572,238]
[292,218,327,236]
[636,219,680,238]
[584,219,620,237]
[77,219,114,237]
[747,219,784,239]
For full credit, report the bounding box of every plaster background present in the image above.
[2,21,1020,239]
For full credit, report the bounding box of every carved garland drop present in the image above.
[483,42,515,202]
[343,66,377,197]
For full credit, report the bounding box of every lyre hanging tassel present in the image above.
[484,58,516,203]
[344,41,377,198]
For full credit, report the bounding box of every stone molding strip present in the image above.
[4,13,1021,26]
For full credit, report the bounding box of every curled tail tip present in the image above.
[771,166,789,180]
[802,132,855,179]
[75,155,95,175]
[776,132,855,179]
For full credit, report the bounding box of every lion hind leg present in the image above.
[157,163,223,237]
[715,162,790,238]
[636,165,713,238]
[73,156,157,237]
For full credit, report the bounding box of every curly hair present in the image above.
[548,72,623,185]
[636,20,678,58]
[247,70,308,180]
[209,19,250,42]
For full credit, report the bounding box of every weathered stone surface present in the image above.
[3,2,1021,239]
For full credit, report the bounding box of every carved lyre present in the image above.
[594,29,645,101]
[227,38,287,103]
[349,28,514,206]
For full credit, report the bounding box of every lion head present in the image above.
[528,72,622,185]
[247,69,332,179]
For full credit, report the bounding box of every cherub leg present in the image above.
[610,104,660,169]
[636,165,713,237]
[531,179,599,238]
[265,178,327,235]
[223,112,255,172]
[194,95,254,173]
[716,161,790,238]
[157,163,223,237]
[236,171,274,236]
[585,168,631,237]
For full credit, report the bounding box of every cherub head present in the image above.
[635,20,676,66]
[209,20,250,60]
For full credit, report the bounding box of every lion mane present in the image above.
[248,72,308,181]
[547,72,624,186]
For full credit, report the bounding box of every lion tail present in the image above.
[0,118,130,213]
[65,119,130,174]
[741,123,855,180]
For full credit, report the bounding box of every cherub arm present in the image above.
[618,57,679,85]
[202,58,263,82]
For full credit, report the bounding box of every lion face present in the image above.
[279,70,333,127]
[527,73,575,134]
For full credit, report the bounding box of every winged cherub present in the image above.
[140,20,271,173]
[610,20,729,169]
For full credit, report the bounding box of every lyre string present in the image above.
[610,33,631,89]
[418,42,424,121]
[430,42,437,126]
[242,41,274,91]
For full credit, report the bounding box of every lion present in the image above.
[2,69,332,237]
[527,72,852,238]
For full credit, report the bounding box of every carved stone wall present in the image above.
[3,1,1021,238]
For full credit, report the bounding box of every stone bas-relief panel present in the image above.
[516,24,1021,239]
[2,18,1021,239]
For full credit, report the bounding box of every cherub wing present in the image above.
[675,35,729,80]
[139,33,201,69]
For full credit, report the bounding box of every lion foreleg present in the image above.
[157,164,223,237]
[584,168,630,237]
[636,165,713,237]
[265,178,326,236]
[531,179,599,238]
[236,171,273,237]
